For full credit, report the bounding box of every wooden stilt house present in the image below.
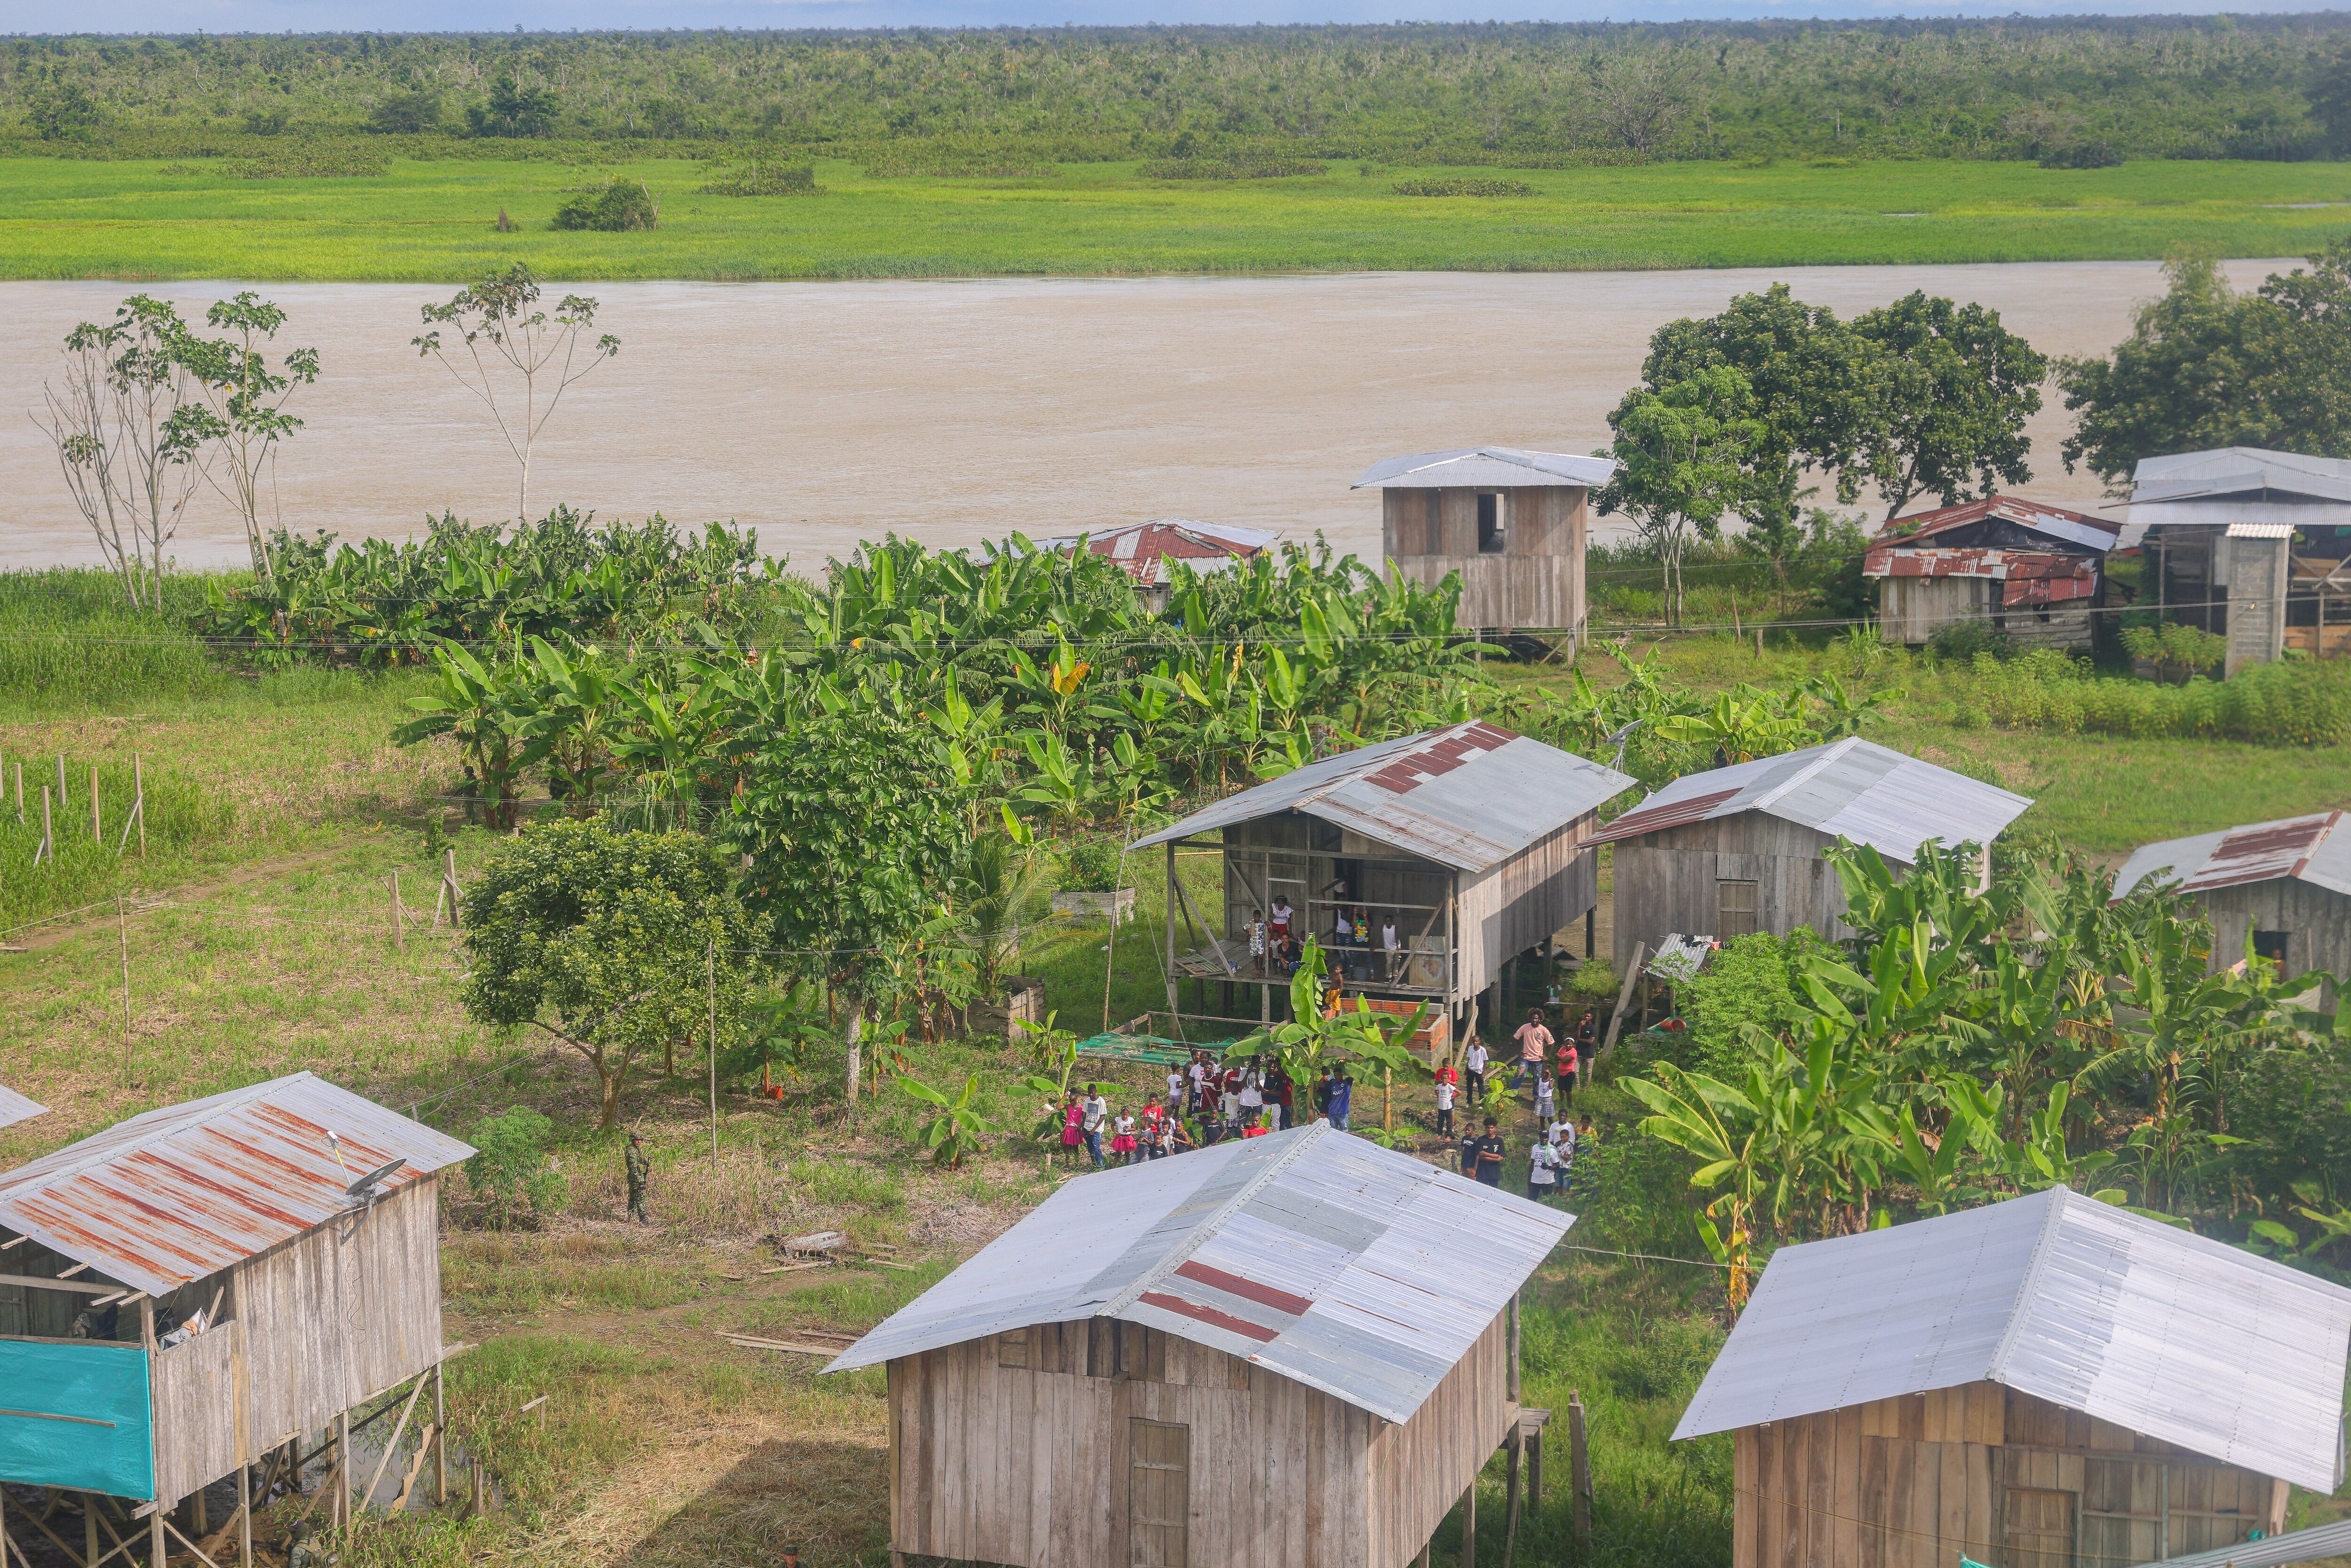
[2113,810,2351,1011]
[1129,722,1633,1047]
[1356,446,1615,638]
[0,1072,473,1568]
[1596,738,2033,973]
[825,1121,1574,1568]
[1673,1187,2351,1568]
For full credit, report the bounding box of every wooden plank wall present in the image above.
[2200,880,2349,1011]
[235,1176,446,1454]
[1879,576,1981,647]
[150,1321,243,1504]
[890,1322,1379,1568]
[1611,816,1857,973]
[1365,1307,1514,1567]
[1732,1386,2287,1568]
[1456,813,1601,1001]
[1381,485,1588,632]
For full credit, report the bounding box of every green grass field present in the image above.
[8,153,2351,280]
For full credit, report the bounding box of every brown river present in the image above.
[0,261,2287,572]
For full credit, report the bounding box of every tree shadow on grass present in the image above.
[604,1435,891,1568]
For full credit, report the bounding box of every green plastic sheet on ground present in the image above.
[0,1339,154,1498]
[1073,1032,1242,1067]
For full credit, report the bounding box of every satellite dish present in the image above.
[344,1158,407,1204]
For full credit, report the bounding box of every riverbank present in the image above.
[6,154,2348,282]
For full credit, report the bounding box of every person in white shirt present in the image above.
[1166,1066,1186,1114]
[1533,1069,1556,1126]
[1433,1073,1457,1137]
[1528,1138,1561,1203]
[1463,1040,1490,1104]
[1187,1055,1209,1113]
[1081,1089,1110,1169]
[1380,915,1402,979]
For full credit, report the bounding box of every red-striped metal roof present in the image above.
[0,1073,473,1296]
[1870,495,2119,551]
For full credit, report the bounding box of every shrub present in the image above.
[2120,622,2226,679]
[1966,647,2351,745]
[464,1105,569,1229]
[2041,140,2123,169]
[552,178,658,231]
[1060,836,1124,892]
[700,161,823,196]
[1389,177,1536,197]
[1569,960,1621,1001]
[1928,618,2014,662]
[235,144,390,179]
[1138,157,1325,180]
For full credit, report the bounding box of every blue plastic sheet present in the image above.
[0,1339,154,1498]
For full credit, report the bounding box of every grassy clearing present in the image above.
[7,154,2351,281]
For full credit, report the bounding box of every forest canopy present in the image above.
[8,18,2351,167]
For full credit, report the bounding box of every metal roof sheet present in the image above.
[1129,724,1636,872]
[1595,738,2033,862]
[0,1085,48,1132]
[2225,520,2298,539]
[1871,496,2118,555]
[0,1072,475,1297]
[1352,446,1617,491]
[2125,1515,2351,1568]
[2132,448,2351,508]
[1673,1188,2351,1492]
[826,1123,1572,1426]
[2112,811,2351,900]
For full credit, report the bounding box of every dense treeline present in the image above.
[9,18,2351,167]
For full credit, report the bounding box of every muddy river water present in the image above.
[0,261,2287,571]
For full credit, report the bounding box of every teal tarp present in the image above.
[0,1339,154,1498]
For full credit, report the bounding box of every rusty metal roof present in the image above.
[1129,723,1635,872]
[0,1073,474,1297]
[2113,810,2351,901]
[1596,738,2033,862]
[1871,495,2118,554]
[1353,446,1617,490]
[0,1085,47,1132]
[1036,520,1278,587]
[1674,1188,2351,1493]
[825,1122,1571,1426]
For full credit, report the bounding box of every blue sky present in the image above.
[8,0,2345,32]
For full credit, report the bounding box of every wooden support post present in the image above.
[336,1409,351,1528]
[433,1362,447,1505]
[1508,1290,1522,1403]
[148,1509,164,1568]
[1529,1424,1544,1507]
[34,786,53,867]
[1416,1544,1431,1568]
[1570,1390,1592,1548]
[1599,942,1645,1064]
[56,755,67,821]
[391,871,405,950]
[87,1489,102,1568]
[444,848,462,929]
[12,760,21,823]
[1585,906,1595,960]
[1164,844,1180,1017]
[1755,627,1764,658]
[90,765,101,844]
[190,1489,206,1540]
[239,1462,252,1568]
[118,896,133,1052]
[1461,1476,1476,1567]
[1503,1426,1524,1568]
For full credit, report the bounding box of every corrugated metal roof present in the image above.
[2133,448,2351,508]
[2126,1516,2351,1568]
[0,1084,48,1132]
[2225,520,2298,539]
[1595,738,2033,862]
[0,1073,475,1297]
[1353,446,1617,491]
[1035,520,1280,587]
[1862,547,2101,606]
[1129,723,1635,872]
[2112,811,2351,900]
[1871,495,2119,555]
[1673,1188,2351,1493]
[826,1123,1572,1426]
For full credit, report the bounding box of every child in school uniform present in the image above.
[1533,1069,1557,1127]
[1111,1109,1138,1165]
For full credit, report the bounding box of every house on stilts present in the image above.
[825,1120,1573,1568]
[0,1072,473,1568]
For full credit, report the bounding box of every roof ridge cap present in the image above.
[1097,1122,1336,1319]
[1747,739,1858,816]
[2290,809,2348,882]
[1984,1186,2070,1387]
[0,1072,316,1200]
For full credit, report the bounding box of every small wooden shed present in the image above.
[2125,448,2351,672]
[0,1072,473,1568]
[1597,738,2033,973]
[1676,1187,2351,1568]
[1355,446,1615,638]
[2113,809,2349,1011]
[1864,496,2119,651]
[1130,722,1633,1040]
[826,1121,1573,1568]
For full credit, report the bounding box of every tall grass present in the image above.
[0,754,229,928]
[1950,649,2351,745]
[0,567,234,711]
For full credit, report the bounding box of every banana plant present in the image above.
[392,639,536,827]
[900,1074,991,1168]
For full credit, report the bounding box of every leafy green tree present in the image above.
[27,82,99,142]
[368,88,444,134]
[1598,364,1765,624]
[551,179,660,233]
[732,700,973,1108]
[459,819,755,1130]
[1854,292,2048,520]
[168,292,319,583]
[467,73,559,137]
[2058,244,2351,489]
[463,1105,569,1228]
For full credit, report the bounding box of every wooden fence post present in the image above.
[131,755,145,855]
[11,760,20,823]
[55,754,66,819]
[1570,1390,1592,1548]
[1503,1426,1524,1568]
[391,871,405,950]
[90,765,100,844]
[34,786,53,867]
[433,1362,448,1505]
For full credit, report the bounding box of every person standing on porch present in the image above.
[1269,896,1294,954]
[1247,911,1267,977]
[1380,913,1403,980]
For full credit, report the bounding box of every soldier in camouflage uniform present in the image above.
[624,1130,650,1224]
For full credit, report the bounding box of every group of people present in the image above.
[1243,895,1408,982]
[1051,1052,1363,1169]
[1453,1108,1591,1205]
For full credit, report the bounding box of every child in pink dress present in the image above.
[1059,1096,1083,1168]
[1111,1109,1139,1165]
